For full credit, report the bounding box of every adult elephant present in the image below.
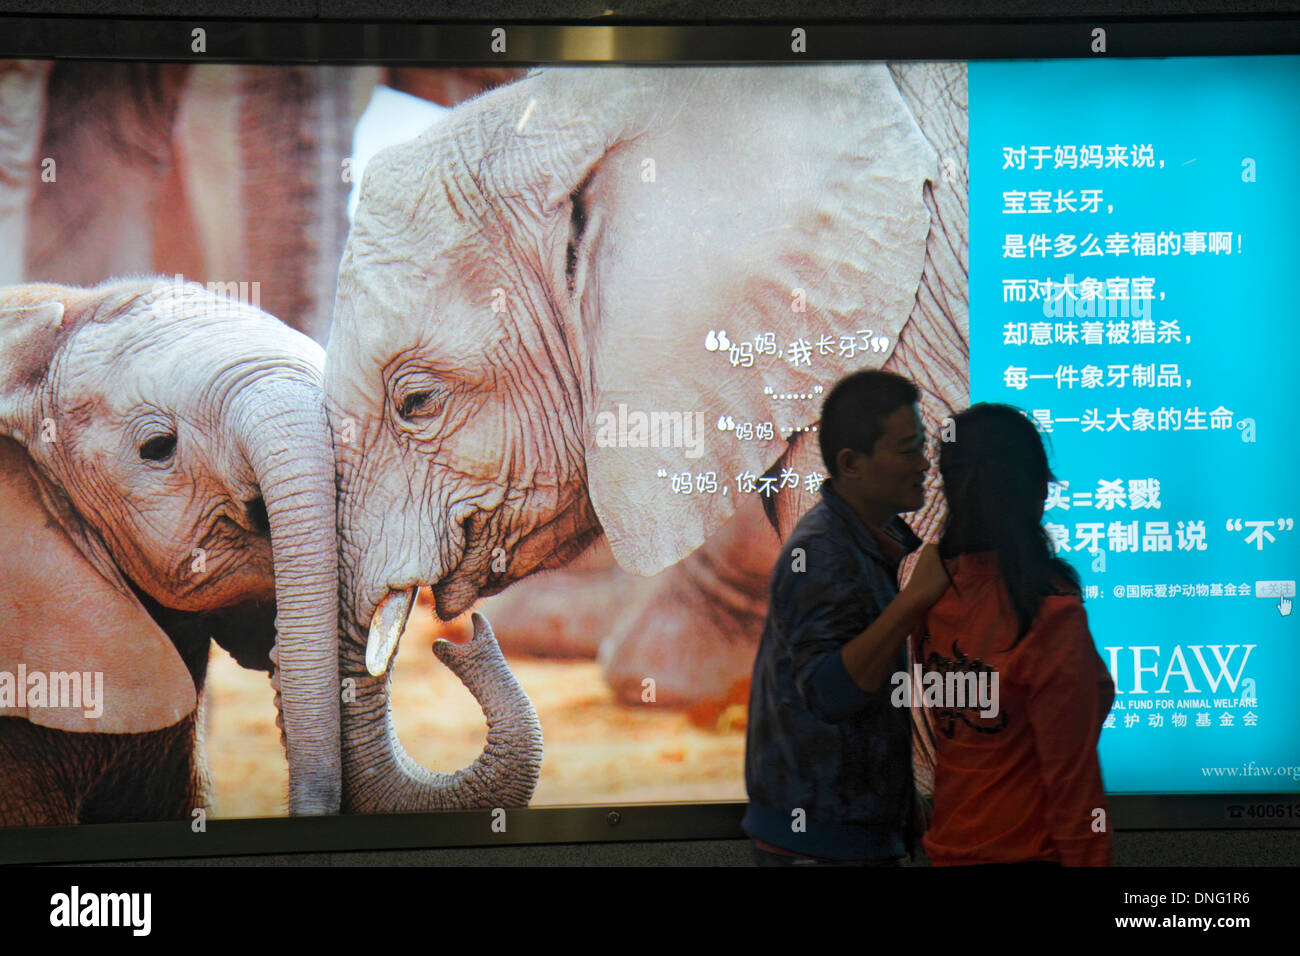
[345,64,787,706]
[325,63,969,809]
[0,278,342,821]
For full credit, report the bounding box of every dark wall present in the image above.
[1,1,1299,19]
[59,831,1300,867]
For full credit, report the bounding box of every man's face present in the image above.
[841,403,930,516]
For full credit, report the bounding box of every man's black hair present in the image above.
[818,369,920,479]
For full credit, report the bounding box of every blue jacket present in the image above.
[742,480,921,861]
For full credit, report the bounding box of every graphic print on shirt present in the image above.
[920,644,1009,738]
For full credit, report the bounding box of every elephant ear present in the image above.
[0,300,197,733]
[0,300,67,434]
[543,66,938,575]
[0,438,196,732]
[0,297,144,588]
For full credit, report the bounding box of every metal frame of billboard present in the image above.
[3,795,1299,864]
[1,11,1297,865]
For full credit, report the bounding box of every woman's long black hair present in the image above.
[910,403,1082,818]
[936,402,1082,647]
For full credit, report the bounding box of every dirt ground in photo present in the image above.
[205,602,747,817]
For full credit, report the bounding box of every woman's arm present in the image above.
[1024,598,1116,866]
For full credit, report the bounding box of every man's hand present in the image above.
[901,543,955,612]
[841,544,958,694]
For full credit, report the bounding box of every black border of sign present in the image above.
[0,16,1297,63]
[1,14,1299,863]
[2,796,1299,864]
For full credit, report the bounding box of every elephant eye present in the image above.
[139,433,177,462]
[398,390,442,420]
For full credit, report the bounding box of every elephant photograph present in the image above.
[0,59,968,822]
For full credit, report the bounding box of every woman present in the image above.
[912,403,1114,866]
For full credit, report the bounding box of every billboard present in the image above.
[0,51,1294,837]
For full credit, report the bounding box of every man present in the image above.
[744,369,952,865]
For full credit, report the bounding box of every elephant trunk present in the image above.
[340,608,542,812]
[234,380,341,814]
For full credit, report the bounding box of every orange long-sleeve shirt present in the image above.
[914,550,1115,866]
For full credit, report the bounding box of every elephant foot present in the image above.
[599,497,779,710]
[686,676,752,733]
[473,538,657,659]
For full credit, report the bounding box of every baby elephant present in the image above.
[0,278,340,825]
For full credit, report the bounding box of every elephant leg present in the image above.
[72,612,211,824]
[231,65,363,344]
[0,718,81,826]
[25,63,190,284]
[0,61,51,285]
[0,715,203,827]
[80,637,208,825]
[598,494,781,709]
[476,537,659,659]
[79,716,206,824]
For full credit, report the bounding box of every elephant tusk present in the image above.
[367,587,417,677]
